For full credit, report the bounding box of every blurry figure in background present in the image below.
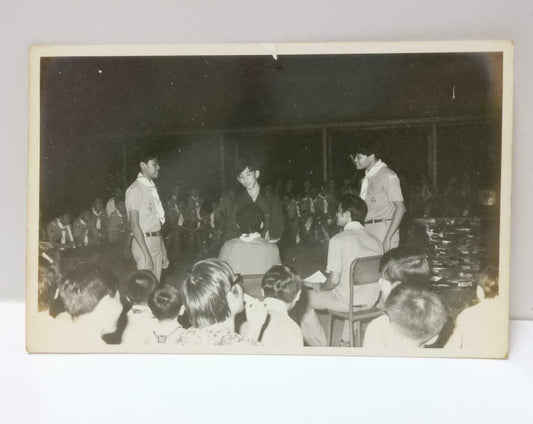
[107,198,128,244]
[326,178,339,218]
[418,174,434,217]
[88,197,106,244]
[340,177,352,196]
[446,264,505,351]
[364,281,448,350]
[441,176,459,216]
[350,140,406,252]
[184,187,203,259]
[302,179,312,197]
[198,200,219,258]
[53,264,123,346]
[169,184,182,205]
[284,191,301,245]
[298,189,314,244]
[219,203,281,275]
[46,212,76,250]
[313,184,331,244]
[166,193,185,262]
[285,179,295,198]
[259,265,304,347]
[176,259,267,346]
[457,170,474,217]
[72,210,92,247]
[275,180,283,195]
[105,187,124,218]
[217,187,236,236]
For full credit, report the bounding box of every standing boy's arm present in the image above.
[129,210,154,271]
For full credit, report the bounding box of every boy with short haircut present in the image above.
[223,156,284,243]
[377,247,431,305]
[260,265,304,347]
[364,281,447,349]
[350,140,406,252]
[301,194,383,346]
[144,284,184,345]
[125,150,168,281]
[53,265,123,346]
[219,203,281,275]
[119,270,159,345]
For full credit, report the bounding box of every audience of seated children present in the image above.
[259,265,304,347]
[119,270,159,345]
[377,247,431,305]
[176,259,267,346]
[141,284,184,345]
[446,264,505,352]
[53,264,123,346]
[364,282,448,349]
[218,203,281,275]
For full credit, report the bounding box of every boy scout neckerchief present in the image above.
[137,173,166,225]
[56,218,74,245]
[92,208,102,230]
[360,159,387,202]
[318,194,328,214]
[78,218,89,246]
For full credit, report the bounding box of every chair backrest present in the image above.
[349,255,382,307]
[240,274,265,300]
[350,255,382,286]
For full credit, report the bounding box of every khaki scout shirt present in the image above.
[364,166,404,221]
[125,180,162,233]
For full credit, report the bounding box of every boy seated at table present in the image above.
[259,265,304,347]
[53,264,123,347]
[377,247,431,305]
[364,281,447,349]
[145,284,184,345]
[119,270,158,345]
[445,264,505,352]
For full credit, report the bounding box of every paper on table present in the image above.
[303,270,327,285]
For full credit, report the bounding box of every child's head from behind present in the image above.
[379,247,431,299]
[385,282,447,348]
[236,203,264,235]
[477,263,499,300]
[148,284,182,321]
[59,265,114,318]
[180,259,243,329]
[262,265,302,309]
[122,270,158,306]
[38,265,58,312]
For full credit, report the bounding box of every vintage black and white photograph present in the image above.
[26,42,512,356]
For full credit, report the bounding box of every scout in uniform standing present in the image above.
[125,151,168,281]
[350,141,406,252]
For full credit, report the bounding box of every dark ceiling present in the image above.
[41,52,503,141]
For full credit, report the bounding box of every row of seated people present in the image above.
[43,194,129,249]
[36,240,502,350]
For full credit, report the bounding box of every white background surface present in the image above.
[1,1,532,422]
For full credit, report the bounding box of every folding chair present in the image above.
[328,255,383,347]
